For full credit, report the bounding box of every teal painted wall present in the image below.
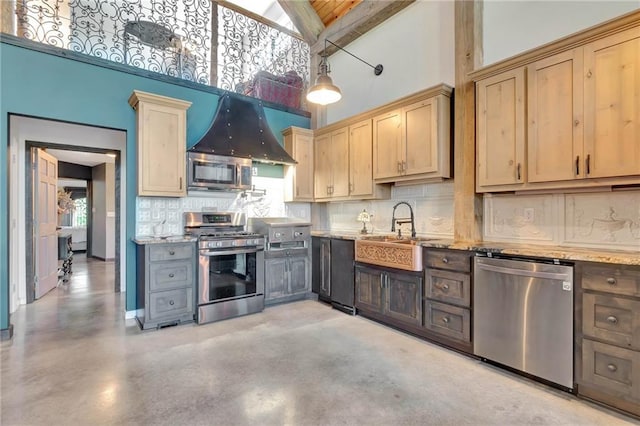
[0,41,310,330]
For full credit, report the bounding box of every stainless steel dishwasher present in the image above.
[474,256,574,389]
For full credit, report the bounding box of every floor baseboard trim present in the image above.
[125,309,143,319]
[1,324,14,341]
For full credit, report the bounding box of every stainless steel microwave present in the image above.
[187,152,252,191]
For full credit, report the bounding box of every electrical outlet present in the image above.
[252,167,258,176]
[524,208,535,222]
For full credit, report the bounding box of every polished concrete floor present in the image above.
[1,255,637,425]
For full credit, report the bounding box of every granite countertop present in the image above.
[311,230,640,266]
[133,235,198,245]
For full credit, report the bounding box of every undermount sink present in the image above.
[355,236,426,272]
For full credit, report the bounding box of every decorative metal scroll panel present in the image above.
[16,0,212,84]
[12,1,311,106]
[216,5,310,93]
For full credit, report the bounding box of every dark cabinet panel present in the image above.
[331,239,355,308]
[355,265,384,312]
[289,256,310,294]
[386,271,422,327]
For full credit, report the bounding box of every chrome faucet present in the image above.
[391,201,416,238]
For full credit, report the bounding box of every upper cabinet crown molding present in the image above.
[128,90,192,111]
[470,9,640,81]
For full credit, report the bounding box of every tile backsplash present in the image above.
[136,177,311,236]
[313,182,455,238]
[484,190,640,251]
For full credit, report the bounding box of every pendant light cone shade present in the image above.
[306,74,342,105]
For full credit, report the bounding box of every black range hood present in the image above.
[189,94,296,165]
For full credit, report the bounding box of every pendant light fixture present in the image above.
[306,39,383,106]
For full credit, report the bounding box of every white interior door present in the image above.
[34,148,59,299]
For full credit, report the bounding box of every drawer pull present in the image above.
[169,300,175,306]
[606,277,616,285]
[442,257,449,264]
[439,283,449,291]
[169,250,175,256]
[607,363,617,373]
[606,315,618,324]
[169,273,175,278]
[442,316,450,324]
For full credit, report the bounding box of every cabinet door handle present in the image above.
[179,177,183,190]
[575,156,580,175]
[169,250,175,255]
[169,273,175,278]
[403,161,407,172]
[516,163,522,181]
[442,257,449,264]
[296,186,299,197]
[586,154,591,175]
[169,300,174,306]
[349,183,354,193]
[606,277,617,286]
[586,69,592,78]
[397,161,401,172]
[439,283,449,291]
[607,363,617,372]
[442,316,450,324]
[380,274,385,288]
[606,315,618,324]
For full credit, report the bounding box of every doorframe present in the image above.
[25,141,122,302]
[8,114,127,314]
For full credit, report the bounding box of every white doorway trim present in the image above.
[9,115,127,313]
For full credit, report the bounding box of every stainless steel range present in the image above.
[184,212,265,324]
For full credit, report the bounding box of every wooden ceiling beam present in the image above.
[311,0,415,55]
[277,0,325,44]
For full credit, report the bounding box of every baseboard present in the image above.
[125,309,143,319]
[1,324,14,341]
[91,255,115,262]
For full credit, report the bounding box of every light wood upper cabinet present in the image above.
[527,49,584,183]
[314,133,333,201]
[129,90,191,197]
[349,119,373,197]
[314,128,349,200]
[584,26,640,179]
[473,16,640,193]
[330,128,350,198]
[283,127,314,202]
[372,110,402,180]
[314,119,390,202]
[373,89,452,183]
[476,67,526,189]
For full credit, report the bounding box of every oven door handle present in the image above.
[200,248,263,256]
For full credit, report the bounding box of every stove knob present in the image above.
[216,241,223,248]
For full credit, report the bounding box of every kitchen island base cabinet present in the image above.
[136,241,196,330]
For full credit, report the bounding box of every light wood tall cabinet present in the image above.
[373,86,452,184]
[129,90,192,197]
[282,127,314,202]
[474,15,640,192]
[348,119,374,197]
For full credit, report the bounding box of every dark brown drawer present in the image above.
[583,293,640,350]
[424,249,471,273]
[149,287,194,321]
[424,300,471,343]
[581,339,640,404]
[149,261,193,292]
[426,268,471,307]
[149,243,194,262]
[581,264,640,297]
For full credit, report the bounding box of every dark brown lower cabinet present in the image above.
[355,264,422,330]
[576,261,640,418]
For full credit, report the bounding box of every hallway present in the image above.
[1,257,635,425]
